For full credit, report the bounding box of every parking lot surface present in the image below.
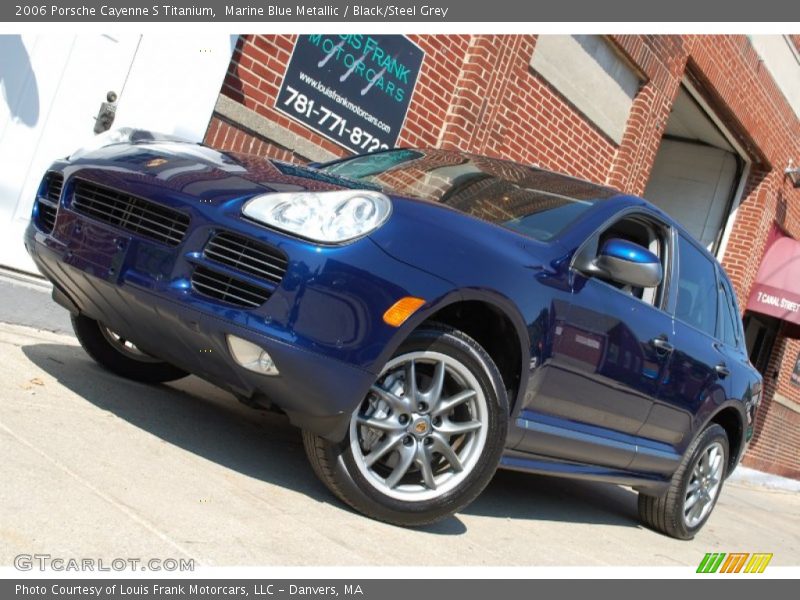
[1,321,799,567]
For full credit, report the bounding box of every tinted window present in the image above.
[322,149,618,241]
[676,235,718,336]
[719,274,742,347]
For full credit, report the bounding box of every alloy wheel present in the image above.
[100,326,161,363]
[349,351,489,502]
[683,441,725,528]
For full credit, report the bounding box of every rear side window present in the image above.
[718,273,743,348]
[676,234,718,337]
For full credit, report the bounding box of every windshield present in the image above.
[321,149,617,241]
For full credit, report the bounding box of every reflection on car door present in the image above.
[516,220,676,471]
[639,325,729,474]
[634,239,733,471]
[518,276,676,469]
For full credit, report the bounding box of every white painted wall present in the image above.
[112,35,238,141]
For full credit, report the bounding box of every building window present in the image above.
[530,35,642,144]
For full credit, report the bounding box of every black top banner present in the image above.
[3,0,799,22]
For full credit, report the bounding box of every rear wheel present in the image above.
[638,423,728,539]
[71,314,188,384]
[303,324,508,526]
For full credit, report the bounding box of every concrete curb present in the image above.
[729,466,800,493]
[0,268,72,336]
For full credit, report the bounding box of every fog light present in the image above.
[226,335,279,376]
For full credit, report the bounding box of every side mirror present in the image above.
[588,238,662,288]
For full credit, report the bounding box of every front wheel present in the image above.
[303,324,508,526]
[71,314,188,384]
[638,423,728,539]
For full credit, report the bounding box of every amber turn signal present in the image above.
[383,296,426,327]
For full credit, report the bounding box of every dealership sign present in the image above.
[275,34,425,154]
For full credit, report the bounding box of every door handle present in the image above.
[715,363,731,379]
[651,337,674,354]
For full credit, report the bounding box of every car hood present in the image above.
[67,141,376,205]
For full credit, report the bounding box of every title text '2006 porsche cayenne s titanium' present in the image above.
[25,130,762,539]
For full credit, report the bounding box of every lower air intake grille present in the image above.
[72,180,189,246]
[35,172,64,234]
[203,231,288,285]
[45,172,64,203]
[36,202,58,234]
[191,266,270,308]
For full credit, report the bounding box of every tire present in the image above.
[638,423,728,540]
[71,314,188,384]
[303,323,509,527]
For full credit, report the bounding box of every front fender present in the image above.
[373,286,532,415]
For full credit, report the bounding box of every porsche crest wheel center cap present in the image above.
[410,416,431,438]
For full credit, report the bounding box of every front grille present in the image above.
[203,231,288,285]
[191,265,270,308]
[35,172,64,233]
[72,180,189,246]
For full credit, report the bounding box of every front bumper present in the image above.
[25,165,452,440]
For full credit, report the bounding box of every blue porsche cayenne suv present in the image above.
[25,131,762,539]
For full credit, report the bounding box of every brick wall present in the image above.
[205,34,800,478]
[747,326,800,479]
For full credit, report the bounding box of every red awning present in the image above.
[746,236,800,327]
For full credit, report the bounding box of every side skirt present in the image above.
[499,449,671,495]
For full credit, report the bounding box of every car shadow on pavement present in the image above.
[467,470,640,528]
[23,342,640,533]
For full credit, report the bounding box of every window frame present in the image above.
[717,267,746,350]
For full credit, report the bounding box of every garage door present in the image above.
[643,138,739,251]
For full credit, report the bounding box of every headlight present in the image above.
[242,190,392,244]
